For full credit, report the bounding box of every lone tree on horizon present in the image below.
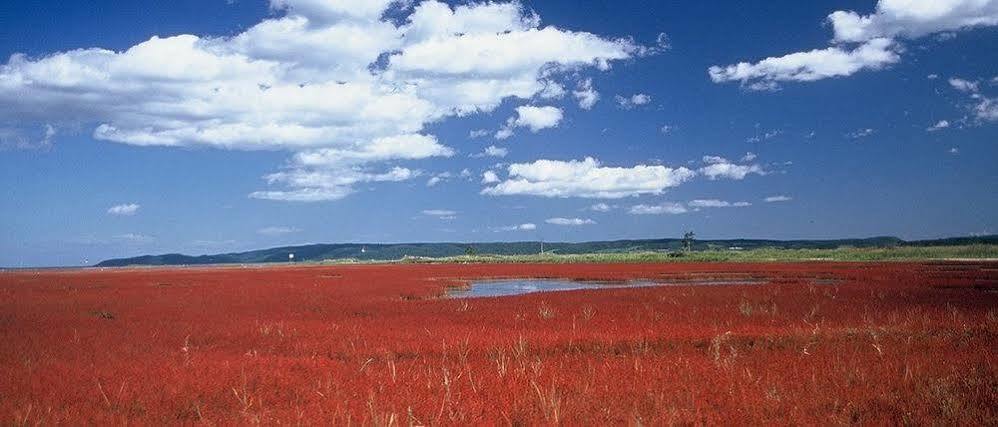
[682,231,696,252]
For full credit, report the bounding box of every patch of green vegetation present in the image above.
[396,244,998,264]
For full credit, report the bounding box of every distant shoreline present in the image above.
[92,235,998,268]
[5,242,997,270]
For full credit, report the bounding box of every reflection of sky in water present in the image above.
[448,278,773,298]
[449,279,654,298]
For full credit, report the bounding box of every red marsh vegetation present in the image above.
[0,262,996,424]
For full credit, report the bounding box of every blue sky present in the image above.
[1,0,996,267]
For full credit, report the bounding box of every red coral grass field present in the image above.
[1,262,996,424]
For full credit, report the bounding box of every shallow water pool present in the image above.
[447,279,654,298]
[448,277,774,298]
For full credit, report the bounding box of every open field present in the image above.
[1,262,996,424]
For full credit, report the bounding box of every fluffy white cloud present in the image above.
[391,22,635,78]
[514,105,564,131]
[948,76,998,122]
[290,134,453,168]
[764,195,793,203]
[545,217,596,226]
[269,0,397,23]
[615,93,652,109]
[538,80,566,99]
[828,0,998,43]
[248,134,445,200]
[698,155,765,180]
[482,157,695,198]
[471,145,508,158]
[249,166,419,201]
[485,145,508,157]
[709,38,899,90]
[258,226,301,235]
[710,0,998,89]
[950,77,980,92]
[629,202,687,215]
[495,105,564,139]
[481,170,500,184]
[688,199,751,208]
[426,172,453,187]
[0,0,641,201]
[107,203,140,216]
[494,128,515,140]
[573,78,600,109]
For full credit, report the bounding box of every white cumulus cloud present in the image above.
[471,145,508,158]
[950,77,981,92]
[250,165,420,201]
[482,157,695,198]
[481,170,500,184]
[495,105,564,139]
[426,171,453,187]
[764,195,793,203]
[0,0,643,201]
[948,76,998,123]
[615,93,652,109]
[710,0,998,89]
[573,78,600,109]
[828,0,998,43]
[709,38,900,90]
[698,155,765,180]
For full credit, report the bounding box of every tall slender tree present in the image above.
[682,231,696,252]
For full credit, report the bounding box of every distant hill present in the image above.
[95,235,998,267]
